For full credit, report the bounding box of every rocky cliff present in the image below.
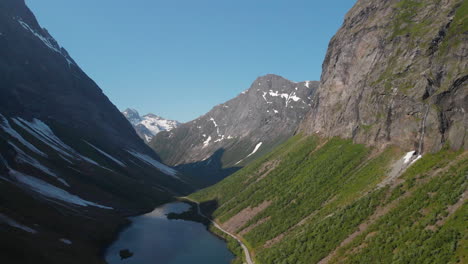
[302,0,467,152]
[152,74,318,185]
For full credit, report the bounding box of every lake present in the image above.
[105,202,234,264]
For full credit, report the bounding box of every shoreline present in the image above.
[179,197,255,264]
[100,198,239,264]
[98,197,179,261]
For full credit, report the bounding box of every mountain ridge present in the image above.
[152,74,318,185]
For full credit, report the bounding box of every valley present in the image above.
[0,0,466,263]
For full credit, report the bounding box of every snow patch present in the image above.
[235,142,263,165]
[262,92,272,104]
[247,142,263,158]
[9,142,69,187]
[214,135,225,143]
[144,135,152,142]
[0,213,37,234]
[203,136,212,148]
[10,169,112,209]
[84,141,126,167]
[60,238,72,245]
[268,91,301,106]
[210,117,223,139]
[0,114,47,157]
[209,117,218,127]
[13,118,75,159]
[410,155,422,165]
[16,18,74,66]
[403,151,416,163]
[13,118,109,170]
[269,90,280,97]
[58,154,73,164]
[126,150,180,179]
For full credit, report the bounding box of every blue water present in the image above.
[105,202,234,264]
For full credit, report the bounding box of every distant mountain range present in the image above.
[122,108,180,143]
[152,74,319,186]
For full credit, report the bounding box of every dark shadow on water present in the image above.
[168,200,219,227]
[105,201,234,264]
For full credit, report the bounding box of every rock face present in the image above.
[301,0,467,152]
[152,74,318,185]
[122,108,180,143]
[0,1,192,263]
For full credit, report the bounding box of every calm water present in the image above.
[105,202,234,264]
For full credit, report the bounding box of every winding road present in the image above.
[181,197,254,264]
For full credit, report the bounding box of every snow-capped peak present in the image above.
[122,108,180,143]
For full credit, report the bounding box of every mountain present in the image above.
[0,1,192,263]
[189,0,467,263]
[301,0,468,152]
[152,74,318,186]
[122,108,180,143]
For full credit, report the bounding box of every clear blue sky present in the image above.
[25,0,356,122]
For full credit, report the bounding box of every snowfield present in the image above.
[10,169,112,209]
[12,117,113,171]
[0,114,47,157]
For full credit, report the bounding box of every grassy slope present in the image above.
[190,134,467,264]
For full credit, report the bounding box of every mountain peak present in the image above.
[152,74,319,185]
[122,109,180,143]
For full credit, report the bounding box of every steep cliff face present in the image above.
[302,0,467,152]
[152,74,318,185]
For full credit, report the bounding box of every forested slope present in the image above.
[191,135,467,263]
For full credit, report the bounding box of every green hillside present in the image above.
[190,134,467,264]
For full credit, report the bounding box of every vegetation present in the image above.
[332,149,468,263]
[190,134,467,263]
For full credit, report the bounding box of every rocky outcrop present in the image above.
[152,75,318,185]
[301,0,467,152]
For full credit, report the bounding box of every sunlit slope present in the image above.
[191,135,467,264]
